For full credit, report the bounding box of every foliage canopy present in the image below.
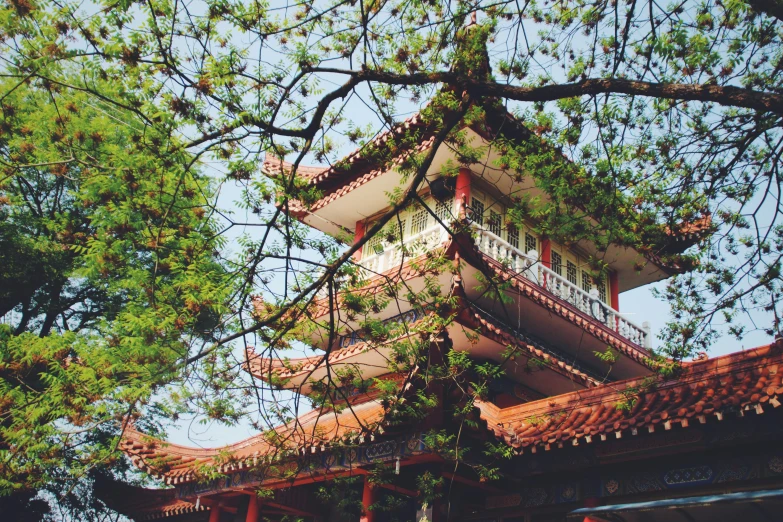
[0,0,781,516]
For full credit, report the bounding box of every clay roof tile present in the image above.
[476,340,783,451]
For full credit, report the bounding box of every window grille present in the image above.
[470,197,485,223]
[525,233,538,254]
[390,218,406,243]
[364,233,384,256]
[551,251,563,276]
[410,209,429,235]
[435,199,453,223]
[597,277,607,303]
[487,210,501,236]
[507,225,519,249]
[581,270,593,294]
[566,261,577,285]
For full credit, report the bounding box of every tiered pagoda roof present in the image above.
[471,243,651,366]
[297,230,654,378]
[246,293,602,394]
[118,339,783,503]
[263,98,710,267]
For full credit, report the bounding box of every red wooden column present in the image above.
[245,494,259,522]
[208,504,222,522]
[455,167,472,217]
[609,271,620,311]
[539,238,551,268]
[353,219,366,261]
[360,475,376,522]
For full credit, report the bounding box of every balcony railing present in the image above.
[473,226,651,349]
[354,222,651,349]
[359,224,448,276]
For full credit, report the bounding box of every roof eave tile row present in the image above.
[138,501,209,520]
[120,375,420,484]
[477,339,783,453]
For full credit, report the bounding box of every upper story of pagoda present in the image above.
[263,100,707,365]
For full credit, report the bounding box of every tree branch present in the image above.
[310,68,783,116]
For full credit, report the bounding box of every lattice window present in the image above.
[566,260,577,285]
[507,224,519,249]
[581,270,593,294]
[410,209,429,235]
[390,218,406,243]
[470,197,485,223]
[551,251,563,276]
[435,199,453,223]
[597,276,607,303]
[364,232,384,256]
[487,210,502,236]
[525,233,538,255]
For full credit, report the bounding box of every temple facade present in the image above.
[107,85,783,522]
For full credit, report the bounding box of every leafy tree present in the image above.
[0,78,231,511]
[0,0,781,517]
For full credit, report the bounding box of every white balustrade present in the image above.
[357,222,651,349]
[358,224,448,278]
[473,227,539,282]
[473,224,651,349]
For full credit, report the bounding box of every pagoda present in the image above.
[108,22,783,522]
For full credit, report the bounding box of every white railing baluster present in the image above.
[357,221,650,349]
[469,224,650,348]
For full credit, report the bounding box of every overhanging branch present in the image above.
[310,68,783,117]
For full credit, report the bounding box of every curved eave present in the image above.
[455,300,601,389]
[477,339,783,452]
[450,231,654,369]
[120,368,423,485]
[120,396,393,484]
[95,479,209,521]
[244,327,429,392]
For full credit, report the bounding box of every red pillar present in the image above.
[540,238,551,268]
[609,271,620,311]
[245,494,259,522]
[353,219,366,261]
[208,504,222,522]
[455,167,472,217]
[360,475,376,522]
